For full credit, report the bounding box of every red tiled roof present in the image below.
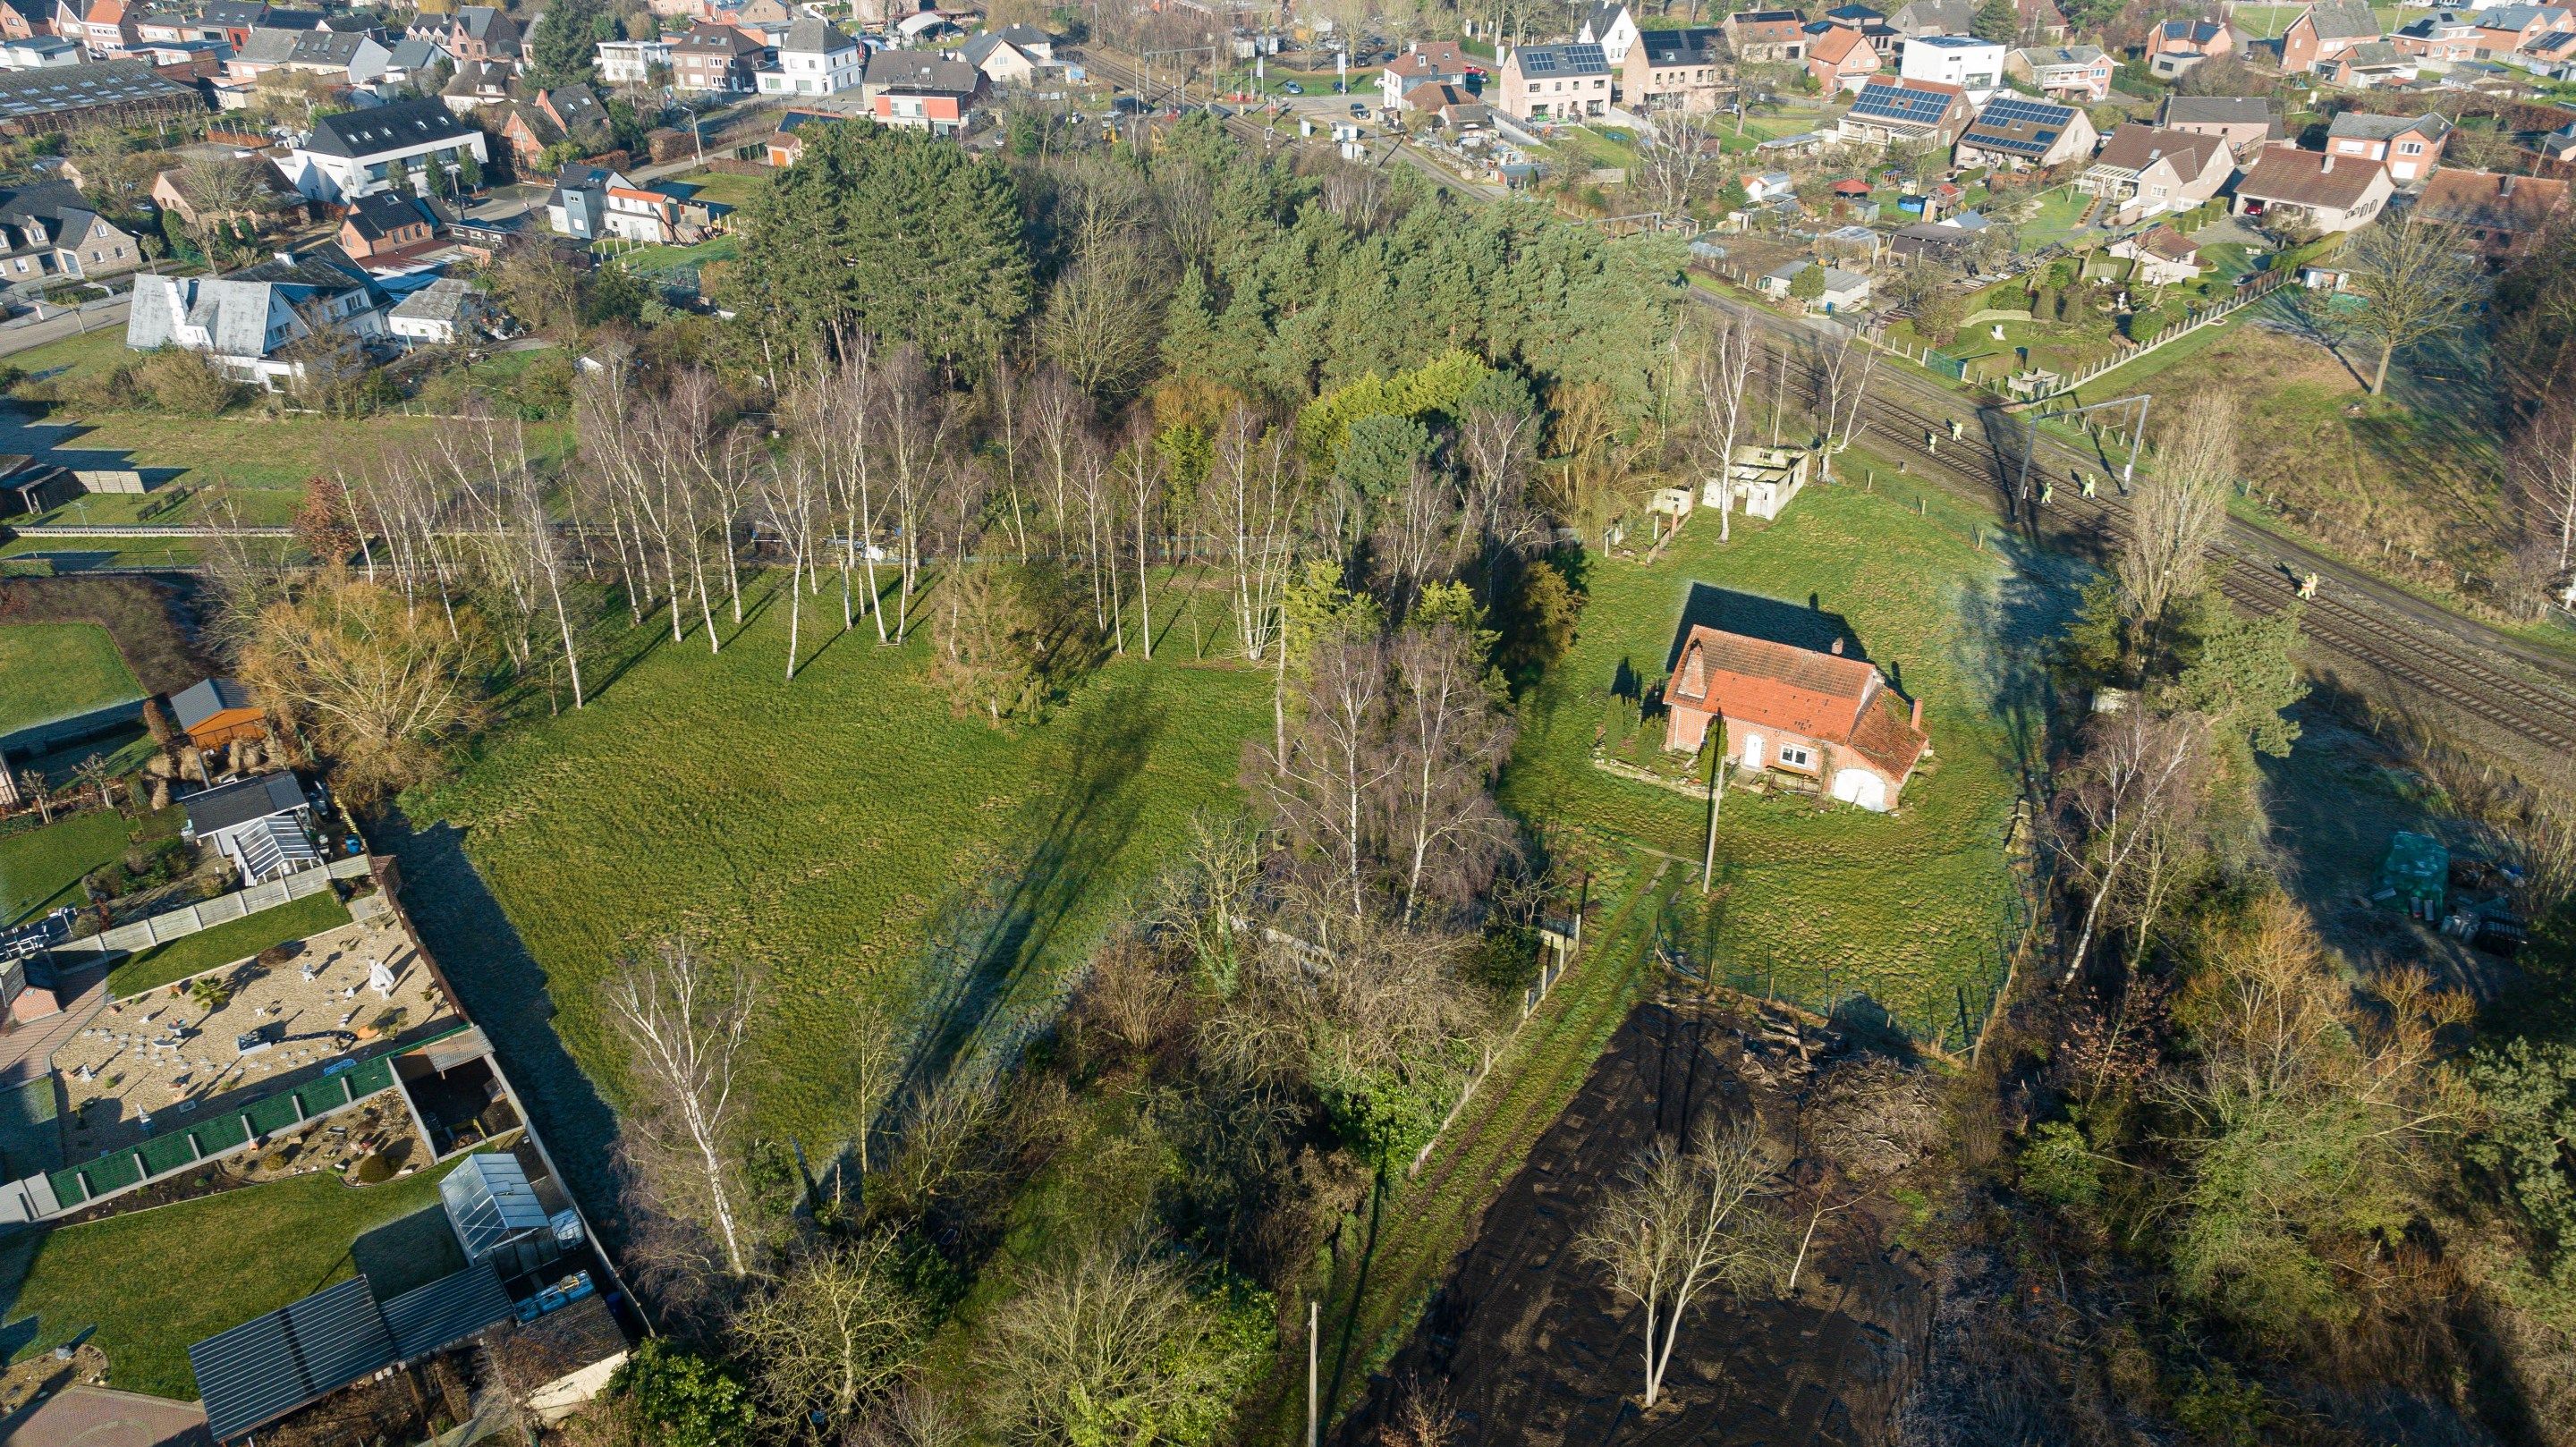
[1667,624,1927,779]
[2415,166,2569,233]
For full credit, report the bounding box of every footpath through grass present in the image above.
[0,1157,462,1400]
[0,622,140,733]
[108,889,355,999]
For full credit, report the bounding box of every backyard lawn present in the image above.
[665,168,769,209]
[1502,482,2043,1046]
[0,808,182,927]
[0,1157,463,1399]
[0,622,140,734]
[108,889,357,1000]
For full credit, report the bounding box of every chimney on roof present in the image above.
[2501,173,2514,196]
[1830,636,1845,655]
[1910,696,1923,731]
[2320,153,2334,172]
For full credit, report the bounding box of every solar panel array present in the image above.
[1517,42,1609,74]
[0,61,195,122]
[1980,95,2076,127]
[1967,94,2073,153]
[1850,80,1954,127]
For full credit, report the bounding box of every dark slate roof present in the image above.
[201,0,268,24]
[0,59,197,123]
[1510,41,1611,76]
[861,48,981,91]
[1636,26,1723,65]
[304,96,476,159]
[343,189,429,241]
[991,21,1050,46]
[380,1260,514,1360]
[2160,93,2281,130]
[182,770,305,836]
[170,676,250,730]
[2327,109,2447,140]
[191,1278,394,1443]
[2303,0,2380,40]
[782,13,855,52]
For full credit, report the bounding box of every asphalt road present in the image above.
[0,297,128,361]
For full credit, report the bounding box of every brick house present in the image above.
[1806,24,1881,92]
[2411,167,2570,259]
[671,21,762,92]
[2233,144,2393,233]
[1496,41,1612,120]
[1836,76,1972,147]
[2004,43,2112,100]
[1662,623,1930,812]
[2322,110,2448,183]
[2280,0,2380,74]
[2157,93,2283,157]
[1722,8,1807,63]
[2144,18,2240,78]
[1623,26,1724,110]
[335,189,436,260]
[2074,123,2233,220]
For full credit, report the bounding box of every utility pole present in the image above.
[1701,717,1724,892]
[1306,1299,1319,1447]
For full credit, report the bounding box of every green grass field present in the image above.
[3,326,127,387]
[108,889,356,1000]
[0,807,181,927]
[403,574,1275,1151]
[1502,483,2038,1045]
[0,1158,462,1399]
[666,168,769,209]
[0,622,140,735]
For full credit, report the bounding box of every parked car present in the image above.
[1349,101,1367,115]
[1282,80,1303,94]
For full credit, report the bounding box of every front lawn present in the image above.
[0,807,182,927]
[108,888,356,1000]
[0,1156,463,1399]
[0,622,140,734]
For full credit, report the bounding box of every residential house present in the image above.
[0,34,80,64]
[2017,0,2071,39]
[440,56,513,108]
[382,35,448,85]
[1884,0,1973,35]
[2157,92,2282,154]
[0,180,138,283]
[597,37,672,83]
[2232,143,2393,232]
[1623,26,1724,110]
[1574,1,1640,63]
[1953,92,2097,167]
[865,50,982,133]
[148,157,295,231]
[170,676,262,749]
[1662,622,1929,811]
[959,30,1046,86]
[0,0,43,38]
[1723,8,1809,62]
[2411,166,2570,258]
[2473,3,2571,55]
[281,97,485,203]
[1379,38,1468,111]
[2393,8,2486,61]
[1405,81,1489,128]
[2281,0,2381,73]
[440,3,514,62]
[199,0,273,49]
[544,161,617,236]
[1496,41,1612,119]
[2323,109,2449,182]
[232,25,394,87]
[335,187,436,259]
[1758,258,1871,310]
[984,22,1052,62]
[386,274,487,344]
[2144,17,2241,78]
[180,771,318,882]
[2519,28,2576,69]
[671,21,761,91]
[1805,23,1880,90]
[2074,123,2233,219]
[123,244,382,385]
[2326,40,2418,84]
[72,0,134,55]
[2108,224,2203,283]
[2004,42,2111,99]
[1837,74,1973,145]
[757,13,860,95]
[765,106,830,165]
[1897,33,2002,94]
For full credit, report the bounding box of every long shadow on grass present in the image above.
[888,678,1166,1108]
[363,811,627,1238]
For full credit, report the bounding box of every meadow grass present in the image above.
[0,622,141,735]
[0,1158,463,1399]
[0,808,179,926]
[107,890,357,1000]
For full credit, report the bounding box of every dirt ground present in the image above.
[1346,999,1935,1447]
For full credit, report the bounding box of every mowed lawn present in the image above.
[0,807,182,927]
[0,1159,462,1400]
[108,889,356,999]
[403,576,1275,1153]
[1502,483,2044,1045]
[0,622,140,733]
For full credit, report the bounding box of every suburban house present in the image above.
[383,36,450,86]
[671,20,763,92]
[1378,39,1469,111]
[1623,26,1724,109]
[2411,167,2570,258]
[170,676,262,749]
[544,162,618,237]
[72,0,134,55]
[1838,75,1973,146]
[2158,93,2283,154]
[1953,92,2097,168]
[386,275,490,345]
[1703,444,1811,520]
[765,106,832,165]
[2145,17,2241,77]
[1805,24,1881,91]
[1574,1,1641,63]
[547,165,726,242]
[2325,41,2418,85]
[1723,8,1808,62]
[1662,622,1930,812]
[2323,110,2449,183]
[2393,8,2486,61]
[0,35,80,65]
[335,189,439,260]
[596,36,673,83]
[1885,0,1974,35]
[2004,43,2112,100]
[123,245,383,386]
[958,29,1047,86]
[499,88,614,172]
[441,57,516,110]
[2074,123,2233,221]
[2473,3,2571,56]
[1497,41,1612,119]
[179,770,318,883]
[150,159,297,233]
[281,97,487,204]
[0,180,139,284]
[756,13,860,95]
[2281,0,2381,73]
[2542,118,2576,159]
[438,3,518,63]
[1758,259,1871,311]
[1405,81,1489,128]
[2232,143,2393,232]
[1898,34,2003,97]
[0,0,43,38]
[2108,224,2203,283]
[230,26,393,86]
[863,50,983,133]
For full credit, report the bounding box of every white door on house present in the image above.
[1738,732,1764,771]
[1831,768,1888,812]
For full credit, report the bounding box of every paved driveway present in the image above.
[0,1384,210,1447]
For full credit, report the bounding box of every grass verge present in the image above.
[0,622,140,734]
[109,889,355,1000]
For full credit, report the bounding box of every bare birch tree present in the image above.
[1690,317,1758,543]
[1208,405,1301,662]
[1809,328,1876,480]
[1253,632,1397,925]
[874,344,953,642]
[759,456,824,681]
[1384,623,1515,923]
[602,939,758,1277]
[2120,393,2237,632]
[2050,708,2212,986]
[733,1233,924,1442]
[2512,401,2576,597]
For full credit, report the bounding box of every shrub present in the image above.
[134,347,243,416]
